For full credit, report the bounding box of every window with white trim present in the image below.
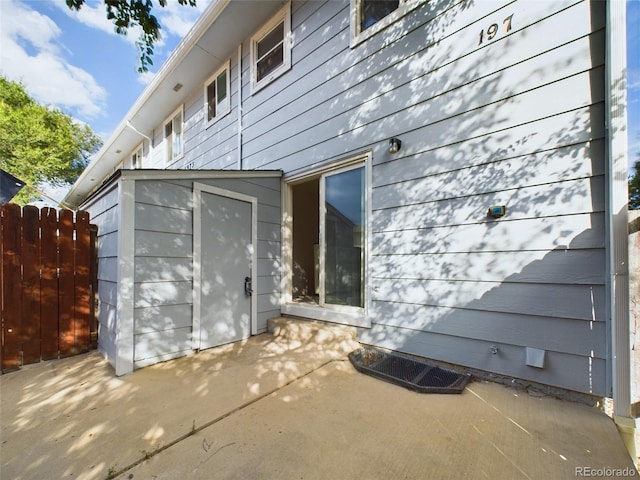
[131,144,143,169]
[204,60,231,125]
[164,107,183,164]
[250,3,291,93]
[351,0,417,46]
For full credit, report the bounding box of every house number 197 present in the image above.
[478,14,513,45]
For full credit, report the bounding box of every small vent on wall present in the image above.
[525,347,546,369]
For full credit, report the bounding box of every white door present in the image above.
[194,185,257,350]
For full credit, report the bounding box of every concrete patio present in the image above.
[1,318,637,479]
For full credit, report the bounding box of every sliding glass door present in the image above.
[290,164,366,310]
[323,166,365,308]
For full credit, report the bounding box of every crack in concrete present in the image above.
[109,358,341,479]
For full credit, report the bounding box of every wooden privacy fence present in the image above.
[1,204,98,373]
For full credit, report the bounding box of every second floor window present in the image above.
[251,3,291,93]
[131,144,143,169]
[256,21,284,82]
[360,0,400,31]
[351,0,415,46]
[205,61,230,125]
[164,108,183,163]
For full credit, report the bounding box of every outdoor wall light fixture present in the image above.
[389,137,402,154]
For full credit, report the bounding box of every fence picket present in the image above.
[21,206,41,364]
[1,204,23,372]
[40,207,59,360]
[58,209,75,356]
[74,211,90,352]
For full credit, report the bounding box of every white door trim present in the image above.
[281,152,372,328]
[193,182,258,350]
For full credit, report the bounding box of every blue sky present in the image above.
[0,0,210,141]
[0,0,638,200]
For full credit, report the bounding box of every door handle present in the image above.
[244,276,253,296]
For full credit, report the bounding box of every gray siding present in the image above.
[133,180,194,367]
[82,183,120,369]
[182,57,240,171]
[365,0,607,395]
[227,0,606,395]
[91,0,609,393]
[132,175,281,368]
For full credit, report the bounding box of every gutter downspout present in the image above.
[125,121,152,143]
[605,0,636,463]
[237,43,243,170]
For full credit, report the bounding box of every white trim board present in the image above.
[281,151,372,329]
[120,169,282,182]
[116,178,136,376]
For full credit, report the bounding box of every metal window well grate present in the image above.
[348,347,471,394]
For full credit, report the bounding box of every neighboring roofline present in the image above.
[65,0,232,208]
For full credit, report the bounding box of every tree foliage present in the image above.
[66,0,197,72]
[630,159,640,210]
[0,76,102,204]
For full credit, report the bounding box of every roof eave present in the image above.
[65,0,287,208]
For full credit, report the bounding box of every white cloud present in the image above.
[52,0,211,49]
[51,0,142,46]
[137,70,157,86]
[157,0,211,38]
[0,0,107,119]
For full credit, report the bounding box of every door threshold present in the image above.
[281,303,370,328]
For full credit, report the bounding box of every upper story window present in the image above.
[164,107,183,164]
[131,144,143,169]
[251,3,291,93]
[360,0,400,31]
[205,60,231,125]
[350,0,419,47]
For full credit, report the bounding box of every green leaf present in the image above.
[0,76,103,204]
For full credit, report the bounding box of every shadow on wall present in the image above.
[126,177,282,370]
[355,0,610,397]
[99,0,609,393]
[128,0,610,396]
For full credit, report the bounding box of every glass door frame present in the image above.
[281,152,372,328]
[318,163,365,309]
